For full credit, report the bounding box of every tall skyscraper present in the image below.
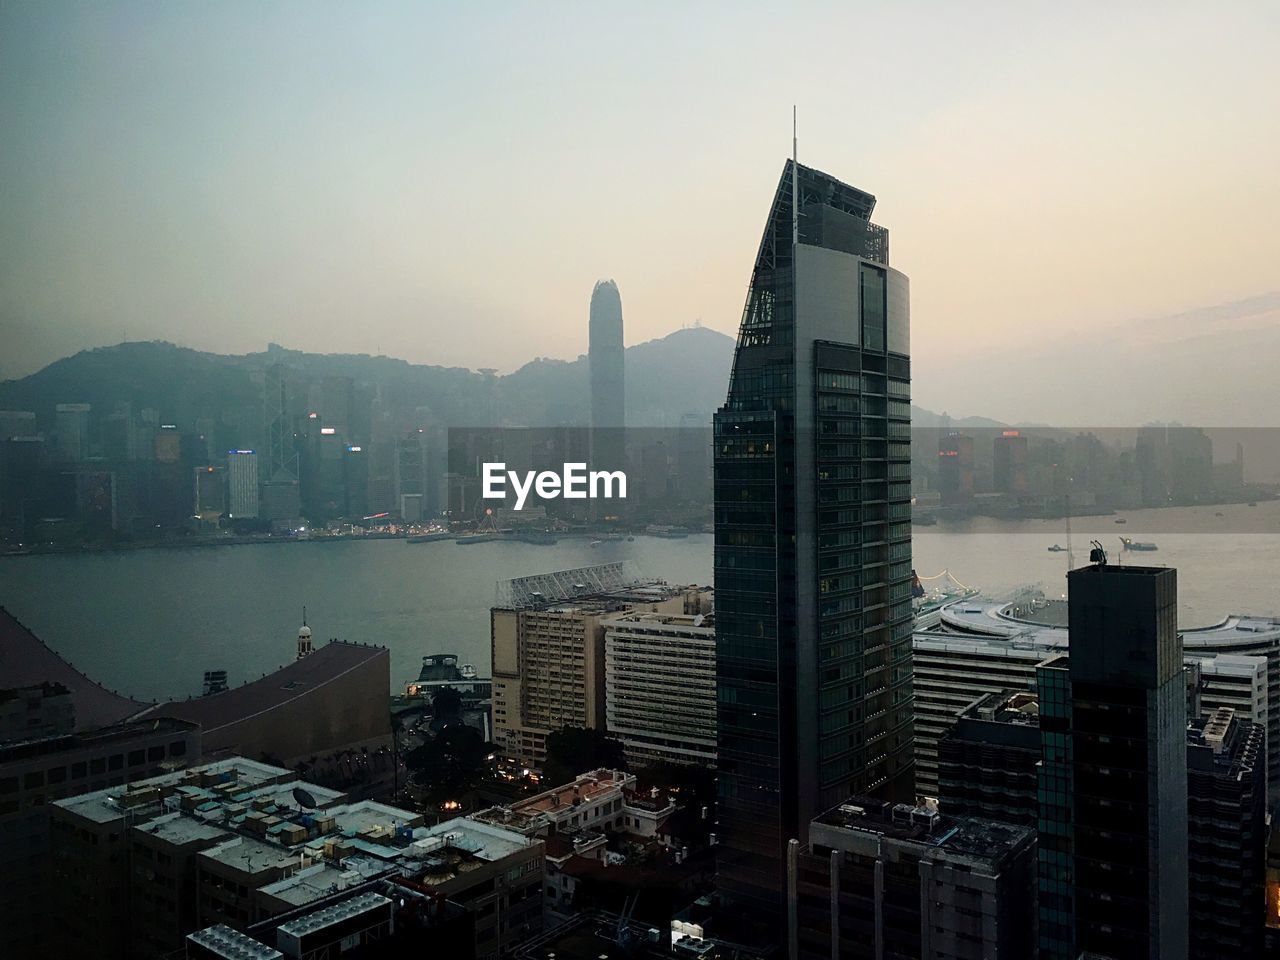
[589,279,625,471]
[54,403,91,461]
[263,363,298,481]
[226,449,259,519]
[714,159,913,911]
[1067,562,1188,960]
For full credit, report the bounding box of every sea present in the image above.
[2,500,1278,703]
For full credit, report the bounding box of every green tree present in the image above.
[543,726,627,787]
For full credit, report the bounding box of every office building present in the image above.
[54,402,91,461]
[194,465,225,519]
[789,798,1036,959]
[1187,707,1266,960]
[49,756,541,959]
[227,449,259,519]
[491,563,703,768]
[913,598,1274,795]
[1066,563,1187,960]
[604,609,717,767]
[936,690,1040,825]
[0,409,37,440]
[936,432,974,504]
[713,159,913,911]
[993,429,1029,497]
[588,279,625,471]
[264,363,299,482]
[0,710,201,957]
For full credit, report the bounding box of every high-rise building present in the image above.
[604,607,717,768]
[1187,707,1266,960]
[993,429,1029,497]
[263,363,299,482]
[226,449,259,519]
[194,465,225,518]
[713,159,913,911]
[789,799,1036,959]
[490,563,701,769]
[1066,563,1187,960]
[589,280,625,473]
[937,690,1041,826]
[0,410,37,441]
[54,402,91,461]
[913,600,1274,796]
[937,432,974,504]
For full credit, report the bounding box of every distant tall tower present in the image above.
[297,610,313,660]
[589,280,625,469]
[264,363,299,481]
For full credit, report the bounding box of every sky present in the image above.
[2,1,1278,423]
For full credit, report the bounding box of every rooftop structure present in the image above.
[49,754,540,958]
[0,606,144,729]
[811,799,1034,870]
[139,639,392,764]
[497,560,643,608]
[917,593,1276,792]
[187,924,283,960]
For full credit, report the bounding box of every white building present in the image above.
[913,598,1274,796]
[604,610,716,767]
[227,449,259,519]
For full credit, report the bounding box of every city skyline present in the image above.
[3,3,1278,426]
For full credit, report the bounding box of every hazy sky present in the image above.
[2,2,1278,421]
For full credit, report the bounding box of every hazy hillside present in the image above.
[0,327,741,431]
[0,327,992,433]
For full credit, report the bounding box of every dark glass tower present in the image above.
[589,279,625,473]
[1067,563,1188,960]
[713,160,914,911]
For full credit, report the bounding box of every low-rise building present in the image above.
[50,756,540,960]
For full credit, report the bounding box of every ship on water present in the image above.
[1120,536,1158,552]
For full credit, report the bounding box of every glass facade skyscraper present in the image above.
[713,160,914,911]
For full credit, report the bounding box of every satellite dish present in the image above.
[293,787,318,810]
[693,614,705,627]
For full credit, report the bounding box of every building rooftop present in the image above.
[276,891,391,940]
[0,714,198,764]
[187,924,283,960]
[54,757,291,824]
[139,640,388,734]
[813,796,1035,869]
[135,811,230,847]
[933,596,1280,652]
[0,605,145,730]
[511,769,631,817]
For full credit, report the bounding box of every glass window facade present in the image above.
[714,160,913,914]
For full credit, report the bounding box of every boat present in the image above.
[1120,536,1157,552]
[1114,518,1127,524]
[407,532,453,544]
[455,533,501,545]
[1047,544,1066,552]
[589,540,603,548]
[626,536,635,542]
[1214,512,1224,517]
[1248,502,1258,507]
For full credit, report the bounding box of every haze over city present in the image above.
[3,1,1278,424]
